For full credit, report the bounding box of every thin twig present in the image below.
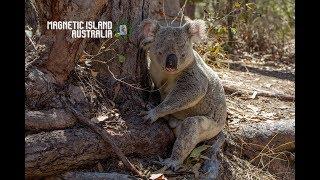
[107,66,167,93]
[171,0,188,26]
[208,9,238,26]
[250,133,279,163]
[25,33,41,69]
[180,0,188,27]
[25,56,40,69]
[162,0,168,26]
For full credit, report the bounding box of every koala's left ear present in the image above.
[138,19,160,48]
[184,19,207,43]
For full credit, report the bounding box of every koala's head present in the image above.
[139,19,206,74]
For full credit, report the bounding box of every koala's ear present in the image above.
[140,19,160,39]
[184,19,207,43]
[139,19,160,49]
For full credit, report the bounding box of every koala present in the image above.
[139,18,227,171]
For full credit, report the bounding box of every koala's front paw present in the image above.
[139,109,158,123]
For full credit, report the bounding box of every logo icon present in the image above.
[119,25,127,35]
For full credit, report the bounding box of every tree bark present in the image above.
[66,104,144,177]
[24,0,188,178]
[185,2,195,19]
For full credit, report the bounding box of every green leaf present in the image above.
[234,2,241,8]
[115,32,120,38]
[217,26,227,35]
[118,54,126,63]
[245,3,256,10]
[189,145,211,158]
[231,27,237,35]
[212,42,222,55]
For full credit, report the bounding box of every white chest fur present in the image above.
[149,59,176,100]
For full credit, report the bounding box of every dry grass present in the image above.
[222,153,276,180]
[194,42,231,70]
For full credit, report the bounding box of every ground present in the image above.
[219,68,294,128]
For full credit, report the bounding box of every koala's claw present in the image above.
[139,109,158,123]
[145,102,155,110]
[161,158,181,172]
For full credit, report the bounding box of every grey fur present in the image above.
[139,18,227,170]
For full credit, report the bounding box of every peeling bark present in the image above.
[25,68,57,109]
[25,109,77,131]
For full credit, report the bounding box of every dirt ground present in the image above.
[218,67,294,128]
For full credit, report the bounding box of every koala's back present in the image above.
[169,50,226,124]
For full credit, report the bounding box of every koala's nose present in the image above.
[165,54,178,70]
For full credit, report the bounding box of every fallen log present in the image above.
[226,61,295,81]
[62,172,133,180]
[222,83,295,102]
[25,109,77,131]
[199,119,294,179]
[25,118,175,177]
[25,116,294,178]
[226,119,295,156]
[225,119,295,179]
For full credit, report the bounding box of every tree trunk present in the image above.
[25,0,181,177]
[32,0,107,85]
[185,2,195,19]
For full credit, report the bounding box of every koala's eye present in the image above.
[181,54,186,58]
[158,52,162,55]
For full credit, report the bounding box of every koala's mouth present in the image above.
[165,54,178,72]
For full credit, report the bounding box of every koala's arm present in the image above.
[153,72,208,119]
